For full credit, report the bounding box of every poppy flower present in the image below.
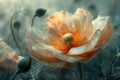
[0,39,23,72]
[26,8,113,67]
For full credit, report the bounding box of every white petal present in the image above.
[92,15,110,31]
[86,30,101,51]
[44,45,83,63]
[68,45,87,55]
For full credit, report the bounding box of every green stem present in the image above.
[61,69,66,80]
[11,70,21,80]
[31,15,36,27]
[10,12,23,56]
[78,63,83,80]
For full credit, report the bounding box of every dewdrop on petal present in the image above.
[25,8,113,67]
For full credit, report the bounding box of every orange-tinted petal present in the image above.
[92,16,113,47]
[67,47,100,62]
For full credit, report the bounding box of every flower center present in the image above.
[63,33,74,46]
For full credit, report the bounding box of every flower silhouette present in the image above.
[26,8,113,67]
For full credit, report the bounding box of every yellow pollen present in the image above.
[63,33,74,45]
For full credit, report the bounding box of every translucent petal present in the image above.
[26,28,83,63]
[68,29,101,55]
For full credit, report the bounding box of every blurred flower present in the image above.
[0,38,23,72]
[26,8,113,67]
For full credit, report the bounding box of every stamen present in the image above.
[63,33,74,45]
